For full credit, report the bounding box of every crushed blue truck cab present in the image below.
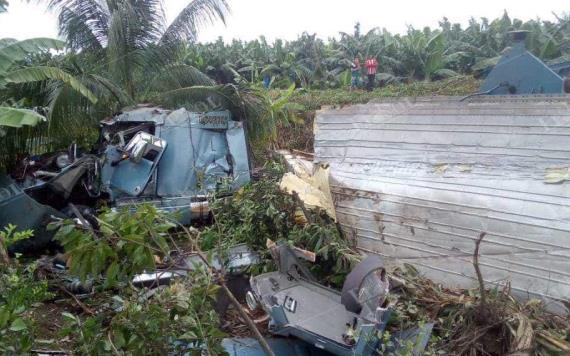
[99,107,250,224]
[0,107,251,252]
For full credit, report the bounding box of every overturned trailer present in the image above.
[312,95,570,315]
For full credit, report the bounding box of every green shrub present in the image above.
[60,266,225,355]
[202,162,360,286]
[51,204,175,288]
[0,263,53,353]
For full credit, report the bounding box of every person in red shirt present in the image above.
[365,57,378,92]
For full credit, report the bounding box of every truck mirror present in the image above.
[124,132,154,164]
[128,139,148,163]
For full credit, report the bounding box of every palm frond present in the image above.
[0,38,17,49]
[161,0,229,43]
[89,73,134,106]
[142,63,213,99]
[56,4,107,50]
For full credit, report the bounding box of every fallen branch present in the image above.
[536,330,570,353]
[220,281,275,356]
[30,350,68,355]
[58,285,95,316]
[179,226,275,356]
[473,232,487,305]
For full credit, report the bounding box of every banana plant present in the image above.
[263,83,304,144]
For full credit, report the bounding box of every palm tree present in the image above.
[0,0,243,168]
[43,0,279,148]
[46,0,229,99]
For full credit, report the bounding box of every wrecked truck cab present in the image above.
[246,243,433,356]
[1,107,251,253]
[99,107,251,224]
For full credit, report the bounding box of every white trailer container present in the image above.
[314,95,570,314]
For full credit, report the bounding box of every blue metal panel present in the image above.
[102,140,166,199]
[100,147,119,198]
[111,107,169,124]
[155,109,196,196]
[482,42,564,94]
[156,109,250,197]
[100,107,251,223]
[110,159,154,196]
[227,120,251,189]
[0,175,64,252]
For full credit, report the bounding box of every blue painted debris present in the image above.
[222,337,331,355]
[481,31,568,94]
[246,242,434,356]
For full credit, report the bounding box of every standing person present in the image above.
[263,74,271,89]
[350,57,361,90]
[365,57,378,92]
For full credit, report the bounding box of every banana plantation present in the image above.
[188,12,570,88]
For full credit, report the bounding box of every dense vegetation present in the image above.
[2,2,570,166]
[186,12,570,88]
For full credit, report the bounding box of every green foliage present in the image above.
[60,266,225,355]
[0,223,34,247]
[51,204,175,287]
[0,38,64,76]
[182,12,570,88]
[202,162,360,286]
[268,84,304,119]
[0,106,45,128]
[0,37,101,169]
[0,263,53,353]
[290,76,480,111]
[376,329,417,356]
[51,203,227,353]
[0,38,97,127]
[0,224,34,265]
[5,66,97,104]
[247,83,305,147]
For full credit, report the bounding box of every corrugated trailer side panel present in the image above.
[315,96,570,314]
